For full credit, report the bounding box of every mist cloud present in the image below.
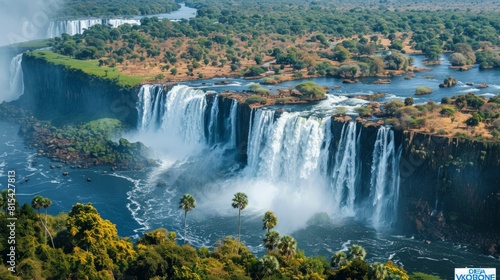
[0,0,63,102]
[0,0,63,46]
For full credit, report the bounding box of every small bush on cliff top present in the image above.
[246,95,267,105]
[295,81,326,99]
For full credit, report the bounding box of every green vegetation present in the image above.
[440,76,457,87]
[295,81,327,99]
[246,94,268,105]
[0,197,416,279]
[377,93,500,140]
[20,118,149,169]
[45,0,500,83]
[2,39,53,52]
[232,192,248,241]
[56,0,180,18]
[415,86,432,95]
[179,194,196,244]
[27,50,145,87]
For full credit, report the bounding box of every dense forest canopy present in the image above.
[48,0,500,84]
[184,0,500,12]
[0,201,421,279]
[55,0,180,19]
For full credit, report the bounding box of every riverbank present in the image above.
[0,102,154,170]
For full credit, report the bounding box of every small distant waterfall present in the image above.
[370,126,402,228]
[103,19,141,28]
[47,18,140,37]
[330,121,361,215]
[227,99,238,148]
[7,54,24,101]
[207,95,219,145]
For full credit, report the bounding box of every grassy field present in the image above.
[27,50,146,87]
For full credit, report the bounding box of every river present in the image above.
[1,54,499,278]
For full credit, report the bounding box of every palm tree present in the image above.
[258,255,280,278]
[31,195,55,248]
[31,195,44,215]
[331,251,348,268]
[370,262,388,280]
[262,211,278,233]
[348,244,367,261]
[231,192,248,241]
[179,194,196,244]
[278,235,297,257]
[263,230,280,251]
[42,197,52,245]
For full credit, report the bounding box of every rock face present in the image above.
[20,53,139,127]
[396,131,500,254]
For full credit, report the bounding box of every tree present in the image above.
[449,53,467,66]
[423,44,442,61]
[466,113,481,128]
[179,194,196,244]
[263,230,280,251]
[42,197,53,246]
[254,55,263,65]
[333,45,351,62]
[258,255,280,278]
[262,211,278,233]
[404,97,414,106]
[31,196,54,247]
[66,203,135,271]
[231,192,248,241]
[31,195,44,215]
[348,244,367,261]
[331,251,348,268]
[278,235,297,257]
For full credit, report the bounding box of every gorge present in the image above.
[0,50,498,278]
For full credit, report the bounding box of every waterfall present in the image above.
[227,99,238,148]
[104,19,141,28]
[136,84,207,144]
[370,126,401,228]
[330,122,361,215]
[207,95,219,145]
[136,84,166,131]
[8,53,24,101]
[134,84,403,229]
[47,19,103,37]
[47,18,140,38]
[246,110,327,181]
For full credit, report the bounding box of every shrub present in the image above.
[355,106,372,117]
[441,97,452,104]
[276,97,295,104]
[292,72,303,79]
[246,95,267,105]
[440,107,455,117]
[295,81,326,99]
[334,106,348,116]
[415,86,432,95]
[404,97,414,106]
[384,100,405,116]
